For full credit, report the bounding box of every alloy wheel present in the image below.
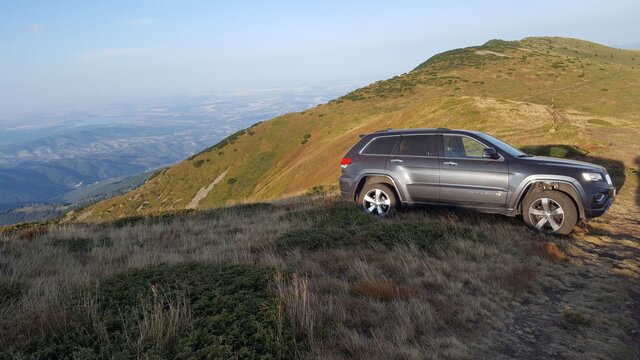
[528,197,565,232]
[362,188,391,217]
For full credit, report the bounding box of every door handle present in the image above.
[390,159,404,163]
[443,161,458,166]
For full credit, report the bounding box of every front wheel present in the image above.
[357,183,398,218]
[522,190,578,235]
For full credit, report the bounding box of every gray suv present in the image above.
[339,128,615,235]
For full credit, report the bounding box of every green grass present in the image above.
[276,203,483,252]
[1,263,300,359]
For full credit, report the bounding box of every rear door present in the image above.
[439,134,508,207]
[386,134,441,202]
[358,134,400,173]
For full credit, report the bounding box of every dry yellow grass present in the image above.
[2,173,639,358]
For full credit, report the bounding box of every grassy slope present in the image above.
[75,37,640,222]
[2,191,638,358]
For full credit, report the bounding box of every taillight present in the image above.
[340,157,351,168]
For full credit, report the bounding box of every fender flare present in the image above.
[512,175,586,219]
[353,173,404,202]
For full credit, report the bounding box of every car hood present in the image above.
[523,156,606,172]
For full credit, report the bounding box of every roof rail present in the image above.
[374,128,393,132]
[436,127,450,130]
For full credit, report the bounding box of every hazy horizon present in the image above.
[2,0,639,116]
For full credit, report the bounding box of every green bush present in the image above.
[0,280,25,308]
[276,228,353,250]
[3,263,300,359]
[365,222,451,252]
[277,203,482,252]
[275,220,461,253]
[192,159,205,168]
[305,184,338,197]
[50,237,93,253]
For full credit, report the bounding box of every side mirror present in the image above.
[482,147,500,159]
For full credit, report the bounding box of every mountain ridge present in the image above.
[72,36,640,222]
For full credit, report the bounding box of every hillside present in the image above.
[73,37,640,222]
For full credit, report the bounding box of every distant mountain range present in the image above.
[73,37,640,222]
[0,85,359,224]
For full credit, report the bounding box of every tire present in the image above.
[522,190,578,235]
[357,183,398,218]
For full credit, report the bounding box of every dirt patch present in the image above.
[186,170,227,209]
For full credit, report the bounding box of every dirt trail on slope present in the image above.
[186,170,227,209]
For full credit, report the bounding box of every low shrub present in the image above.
[364,222,452,252]
[305,184,338,196]
[50,237,93,253]
[2,263,301,359]
[276,204,480,252]
[19,225,49,240]
[561,306,592,328]
[0,280,25,308]
[276,228,352,250]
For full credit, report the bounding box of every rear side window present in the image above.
[361,136,399,155]
[398,135,439,156]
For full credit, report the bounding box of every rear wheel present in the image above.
[358,183,398,218]
[522,190,577,235]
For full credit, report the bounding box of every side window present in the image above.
[398,135,439,156]
[361,136,398,155]
[443,135,487,158]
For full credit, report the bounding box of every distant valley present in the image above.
[0,84,360,224]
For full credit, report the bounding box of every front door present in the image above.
[386,134,441,202]
[439,134,509,207]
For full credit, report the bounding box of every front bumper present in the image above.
[583,186,615,218]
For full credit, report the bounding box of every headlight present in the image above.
[582,172,603,182]
[604,174,613,186]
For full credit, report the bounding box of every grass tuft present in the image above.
[561,306,592,328]
[502,265,536,293]
[533,241,568,262]
[353,280,413,302]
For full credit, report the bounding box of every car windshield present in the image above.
[477,133,528,157]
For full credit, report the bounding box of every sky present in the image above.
[1,0,639,115]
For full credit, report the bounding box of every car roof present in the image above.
[362,128,484,137]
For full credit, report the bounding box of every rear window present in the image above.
[361,136,399,155]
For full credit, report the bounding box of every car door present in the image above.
[386,134,441,202]
[439,134,509,207]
